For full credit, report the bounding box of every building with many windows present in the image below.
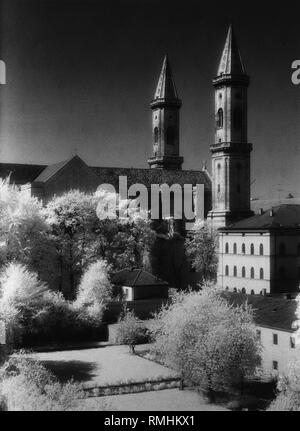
[218,205,300,295]
[225,292,298,378]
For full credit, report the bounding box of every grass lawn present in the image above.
[83,388,229,411]
[25,344,179,388]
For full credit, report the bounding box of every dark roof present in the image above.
[111,268,169,287]
[33,158,74,183]
[0,163,46,185]
[220,205,300,231]
[0,159,211,191]
[223,292,298,332]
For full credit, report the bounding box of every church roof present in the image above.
[111,268,169,287]
[153,55,179,101]
[217,24,246,76]
[220,204,300,231]
[223,292,298,332]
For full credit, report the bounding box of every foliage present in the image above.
[115,309,151,353]
[0,178,57,285]
[151,287,261,395]
[75,259,112,319]
[0,353,84,411]
[0,263,108,347]
[185,220,218,282]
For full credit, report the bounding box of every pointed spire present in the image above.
[217,25,246,76]
[154,55,179,100]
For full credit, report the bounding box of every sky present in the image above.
[0,0,299,200]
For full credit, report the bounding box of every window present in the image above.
[273,334,278,345]
[256,329,261,339]
[273,361,278,371]
[241,288,246,294]
[242,267,246,278]
[250,244,255,255]
[233,266,237,277]
[225,243,229,254]
[290,337,296,349]
[251,289,255,295]
[260,244,264,256]
[166,126,175,146]
[233,243,237,254]
[279,243,286,256]
[242,243,245,254]
[260,268,264,280]
[225,265,229,276]
[251,267,255,279]
[154,127,158,143]
[216,108,223,128]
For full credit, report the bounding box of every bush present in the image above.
[0,263,108,347]
[115,309,151,353]
[151,287,261,395]
[75,259,112,319]
[0,353,84,411]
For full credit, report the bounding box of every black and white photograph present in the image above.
[0,0,299,416]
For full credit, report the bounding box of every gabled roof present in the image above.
[111,268,169,287]
[220,205,300,231]
[33,156,79,183]
[217,24,246,76]
[153,55,179,101]
[223,292,298,332]
[0,163,46,185]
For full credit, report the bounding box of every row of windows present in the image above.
[225,265,299,279]
[225,243,264,255]
[225,242,300,256]
[225,265,264,279]
[225,287,266,295]
[256,330,296,349]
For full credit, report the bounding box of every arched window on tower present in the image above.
[166,126,175,146]
[250,244,255,255]
[260,268,264,280]
[251,267,255,279]
[225,243,229,254]
[225,265,229,276]
[216,108,223,129]
[242,267,246,278]
[233,266,237,277]
[154,127,159,143]
[233,243,237,254]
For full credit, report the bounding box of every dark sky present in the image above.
[0,0,299,200]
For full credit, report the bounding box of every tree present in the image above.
[74,259,112,319]
[115,309,150,354]
[185,220,218,282]
[0,178,57,285]
[152,287,261,397]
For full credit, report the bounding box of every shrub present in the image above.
[151,286,261,395]
[75,259,112,319]
[0,263,108,347]
[115,309,151,353]
[0,353,84,411]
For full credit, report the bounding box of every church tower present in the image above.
[208,25,253,228]
[148,55,183,170]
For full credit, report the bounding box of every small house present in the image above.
[111,268,169,301]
